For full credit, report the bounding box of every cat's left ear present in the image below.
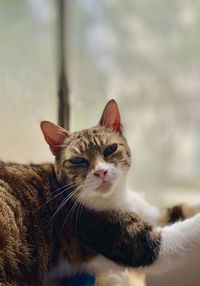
[40,121,70,156]
[99,99,123,133]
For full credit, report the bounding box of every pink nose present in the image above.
[94,169,108,179]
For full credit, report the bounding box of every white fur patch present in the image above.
[146,213,200,274]
[77,162,126,211]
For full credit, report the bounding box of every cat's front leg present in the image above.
[77,207,200,275]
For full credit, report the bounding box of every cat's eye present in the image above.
[103,143,118,157]
[69,157,89,166]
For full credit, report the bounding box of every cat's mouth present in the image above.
[97,180,113,193]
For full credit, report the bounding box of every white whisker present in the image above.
[38,183,77,210]
[48,187,81,225]
[60,199,80,235]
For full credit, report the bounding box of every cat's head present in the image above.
[41,100,131,210]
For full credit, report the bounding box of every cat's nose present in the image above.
[94,169,108,179]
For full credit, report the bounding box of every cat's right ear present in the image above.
[99,99,123,133]
[40,121,70,156]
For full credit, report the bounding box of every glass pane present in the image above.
[67,0,200,205]
[0,0,57,163]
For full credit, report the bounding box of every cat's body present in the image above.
[1,99,200,286]
[0,161,160,285]
[0,160,198,286]
[0,166,198,286]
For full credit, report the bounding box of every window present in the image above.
[0,0,56,163]
[67,0,200,207]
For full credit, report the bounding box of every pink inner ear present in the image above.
[40,121,70,155]
[99,99,123,133]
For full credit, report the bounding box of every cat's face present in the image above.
[41,100,131,209]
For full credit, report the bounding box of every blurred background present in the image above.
[0,0,200,285]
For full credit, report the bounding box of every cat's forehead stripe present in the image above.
[71,138,103,154]
[66,129,108,154]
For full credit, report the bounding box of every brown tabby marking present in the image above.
[0,162,56,286]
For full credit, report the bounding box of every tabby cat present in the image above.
[0,99,199,286]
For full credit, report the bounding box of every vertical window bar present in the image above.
[57,0,70,130]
